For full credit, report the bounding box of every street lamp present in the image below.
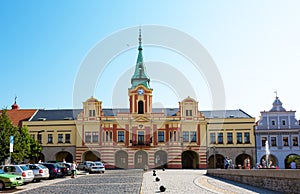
[213,146,216,169]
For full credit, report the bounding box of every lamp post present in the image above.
[213,146,216,169]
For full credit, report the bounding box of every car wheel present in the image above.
[0,181,5,191]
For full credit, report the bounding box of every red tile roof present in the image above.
[0,109,37,128]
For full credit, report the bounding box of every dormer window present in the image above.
[89,110,96,117]
[271,120,276,126]
[186,110,192,116]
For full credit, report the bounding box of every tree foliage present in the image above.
[0,110,42,164]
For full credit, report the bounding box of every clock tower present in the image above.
[129,29,153,114]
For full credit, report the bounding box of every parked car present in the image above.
[56,163,68,177]
[90,161,105,173]
[0,169,23,190]
[1,165,34,183]
[77,161,94,171]
[41,163,62,179]
[26,164,49,181]
[57,162,71,176]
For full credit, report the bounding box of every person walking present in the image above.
[71,161,77,178]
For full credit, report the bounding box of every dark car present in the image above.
[56,163,68,177]
[41,163,62,179]
[57,163,71,176]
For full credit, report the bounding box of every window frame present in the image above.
[117,131,125,143]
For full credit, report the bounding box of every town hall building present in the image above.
[23,31,256,169]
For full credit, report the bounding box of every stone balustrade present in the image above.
[206,169,300,194]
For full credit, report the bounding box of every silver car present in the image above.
[2,165,34,183]
[90,161,105,173]
[26,164,49,181]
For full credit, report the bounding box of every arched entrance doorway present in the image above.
[56,151,73,162]
[260,154,277,168]
[115,150,128,169]
[236,153,252,169]
[284,154,299,169]
[154,150,168,169]
[208,154,224,168]
[181,150,199,169]
[83,150,101,161]
[134,150,148,169]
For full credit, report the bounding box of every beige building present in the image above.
[23,32,256,169]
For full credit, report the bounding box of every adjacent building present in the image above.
[255,96,300,168]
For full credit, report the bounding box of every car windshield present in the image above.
[94,162,103,166]
[20,165,29,170]
[0,169,4,174]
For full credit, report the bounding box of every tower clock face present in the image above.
[137,88,144,95]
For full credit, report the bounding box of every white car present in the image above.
[2,165,34,183]
[90,161,105,173]
[26,164,49,181]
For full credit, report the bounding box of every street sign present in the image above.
[9,136,14,152]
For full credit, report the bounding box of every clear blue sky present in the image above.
[1,0,300,119]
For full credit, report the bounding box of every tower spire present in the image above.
[130,27,150,89]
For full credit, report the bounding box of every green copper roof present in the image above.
[131,29,150,89]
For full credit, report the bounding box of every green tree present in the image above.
[0,110,42,163]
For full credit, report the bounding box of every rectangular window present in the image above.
[65,134,71,143]
[185,110,192,116]
[105,131,109,142]
[158,131,165,142]
[109,131,113,142]
[170,131,172,142]
[58,134,63,143]
[92,132,99,143]
[138,131,144,145]
[183,131,189,142]
[37,134,42,144]
[227,132,233,144]
[190,131,196,142]
[283,136,289,146]
[210,133,216,144]
[244,132,250,144]
[48,134,53,144]
[271,136,277,146]
[282,120,286,126]
[261,137,267,147]
[217,133,223,144]
[89,110,96,117]
[293,136,298,146]
[174,131,177,142]
[118,131,125,142]
[271,120,276,125]
[85,132,91,143]
[237,132,242,144]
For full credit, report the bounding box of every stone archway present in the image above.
[236,153,252,169]
[115,150,128,169]
[83,150,101,161]
[260,154,278,168]
[284,154,299,169]
[208,154,224,169]
[154,150,168,169]
[134,150,148,169]
[181,150,199,169]
[56,151,73,162]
